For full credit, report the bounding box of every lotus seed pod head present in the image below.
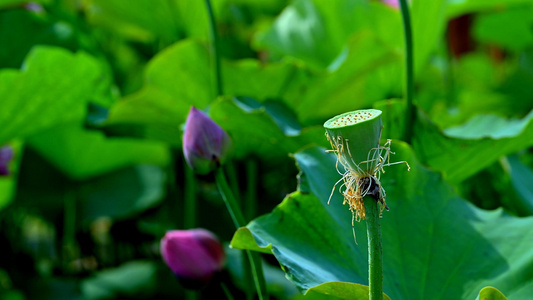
[183,106,232,175]
[324,109,383,176]
[160,228,225,289]
[0,145,14,176]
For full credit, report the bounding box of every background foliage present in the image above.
[1,0,533,299]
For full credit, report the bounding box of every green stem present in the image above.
[245,159,258,220]
[215,168,268,300]
[363,197,383,300]
[215,168,245,228]
[185,290,198,300]
[63,187,78,272]
[221,282,236,300]
[246,251,268,300]
[398,0,415,144]
[243,251,254,300]
[184,161,197,228]
[226,161,242,205]
[204,0,223,96]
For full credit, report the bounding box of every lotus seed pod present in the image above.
[324,109,383,176]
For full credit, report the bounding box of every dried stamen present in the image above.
[326,133,409,222]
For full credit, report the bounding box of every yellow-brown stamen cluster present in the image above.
[326,133,407,223]
[342,172,367,223]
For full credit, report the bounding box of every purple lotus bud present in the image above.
[183,107,232,175]
[0,146,14,176]
[160,228,225,289]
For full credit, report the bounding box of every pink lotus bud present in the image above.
[0,146,13,176]
[183,107,232,175]
[160,229,225,289]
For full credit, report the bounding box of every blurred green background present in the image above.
[1,0,533,299]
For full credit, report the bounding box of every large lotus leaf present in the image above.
[254,0,446,76]
[0,46,101,145]
[282,32,402,125]
[223,59,302,102]
[253,0,369,69]
[12,148,166,227]
[171,0,239,41]
[477,287,508,300]
[210,97,327,159]
[23,277,81,300]
[231,142,533,299]
[472,6,533,51]
[225,246,343,300]
[80,260,199,299]
[106,34,401,132]
[443,54,527,126]
[373,99,406,141]
[498,50,533,111]
[27,125,170,180]
[78,165,166,224]
[81,261,158,300]
[104,40,331,153]
[444,110,533,139]
[104,40,211,139]
[418,52,533,129]
[83,0,179,42]
[504,155,533,216]
[413,109,533,182]
[412,0,447,74]
[105,40,301,142]
[82,0,253,43]
[375,100,533,183]
[0,9,78,68]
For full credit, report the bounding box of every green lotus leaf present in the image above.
[0,46,102,145]
[232,142,533,299]
[476,286,507,300]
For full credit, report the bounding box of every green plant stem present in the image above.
[245,159,258,220]
[215,168,268,300]
[245,251,267,300]
[243,252,254,300]
[363,196,383,300]
[221,282,236,300]
[225,162,252,300]
[215,168,246,228]
[204,0,223,96]
[185,290,198,300]
[63,188,77,272]
[398,0,415,144]
[184,161,197,228]
[226,161,242,205]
